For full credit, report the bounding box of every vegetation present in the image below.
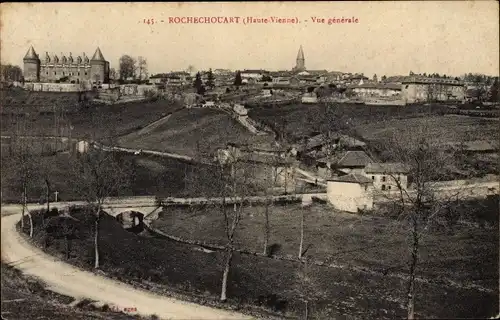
[21,203,498,319]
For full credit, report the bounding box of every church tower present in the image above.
[23,46,40,82]
[293,45,306,72]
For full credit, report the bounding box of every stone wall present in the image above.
[24,82,91,92]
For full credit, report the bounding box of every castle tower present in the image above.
[90,47,109,84]
[293,45,306,72]
[23,46,40,82]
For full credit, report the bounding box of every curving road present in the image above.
[1,204,252,320]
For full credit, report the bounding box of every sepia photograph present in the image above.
[0,2,499,319]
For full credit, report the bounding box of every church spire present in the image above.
[294,45,305,72]
[296,45,305,61]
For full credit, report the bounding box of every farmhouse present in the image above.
[327,173,374,213]
[363,162,410,192]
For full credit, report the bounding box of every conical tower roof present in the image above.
[296,45,305,61]
[91,47,106,61]
[23,46,39,60]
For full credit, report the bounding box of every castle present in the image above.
[292,45,306,73]
[23,46,110,84]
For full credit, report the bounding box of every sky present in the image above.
[1,2,499,77]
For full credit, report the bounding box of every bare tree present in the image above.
[383,125,464,319]
[6,136,39,237]
[211,147,255,302]
[71,146,130,268]
[293,257,327,320]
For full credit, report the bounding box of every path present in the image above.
[0,207,252,320]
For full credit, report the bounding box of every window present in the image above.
[372,176,375,180]
[381,185,386,191]
[85,72,87,75]
[46,72,48,75]
[54,72,56,75]
[62,72,65,76]
[388,186,391,190]
[78,72,80,76]
[382,176,386,182]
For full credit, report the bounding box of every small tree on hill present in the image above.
[206,68,215,89]
[234,71,242,87]
[193,72,205,95]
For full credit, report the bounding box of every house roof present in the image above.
[364,162,410,174]
[336,151,373,168]
[402,76,464,86]
[242,69,268,74]
[328,173,373,184]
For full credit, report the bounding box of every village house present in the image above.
[363,162,410,192]
[316,150,374,178]
[326,173,374,213]
[401,76,465,103]
[241,69,268,82]
[301,91,318,104]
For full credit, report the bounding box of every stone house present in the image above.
[363,162,410,192]
[327,173,374,213]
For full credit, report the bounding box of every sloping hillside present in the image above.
[117,108,275,157]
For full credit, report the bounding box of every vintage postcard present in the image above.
[1,2,499,320]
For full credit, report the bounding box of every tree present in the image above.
[119,55,136,80]
[383,125,465,319]
[71,146,130,268]
[262,74,272,82]
[109,68,117,80]
[373,74,378,82]
[487,77,499,102]
[234,71,242,86]
[206,68,215,89]
[186,65,195,74]
[137,56,148,81]
[6,137,39,237]
[211,147,256,302]
[409,71,414,76]
[1,64,23,82]
[193,72,202,89]
[381,75,387,82]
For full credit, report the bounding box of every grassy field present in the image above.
[22,206,499,319]
[1,263,145,320]
[1,93,183,140]
[0,151,212,203]
[152,201,499,291]
[248,103,449,141]
[118,108,275,157]
[1,88,93,114]
[356,115,499,146]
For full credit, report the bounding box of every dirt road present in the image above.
[1,211,252,320]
